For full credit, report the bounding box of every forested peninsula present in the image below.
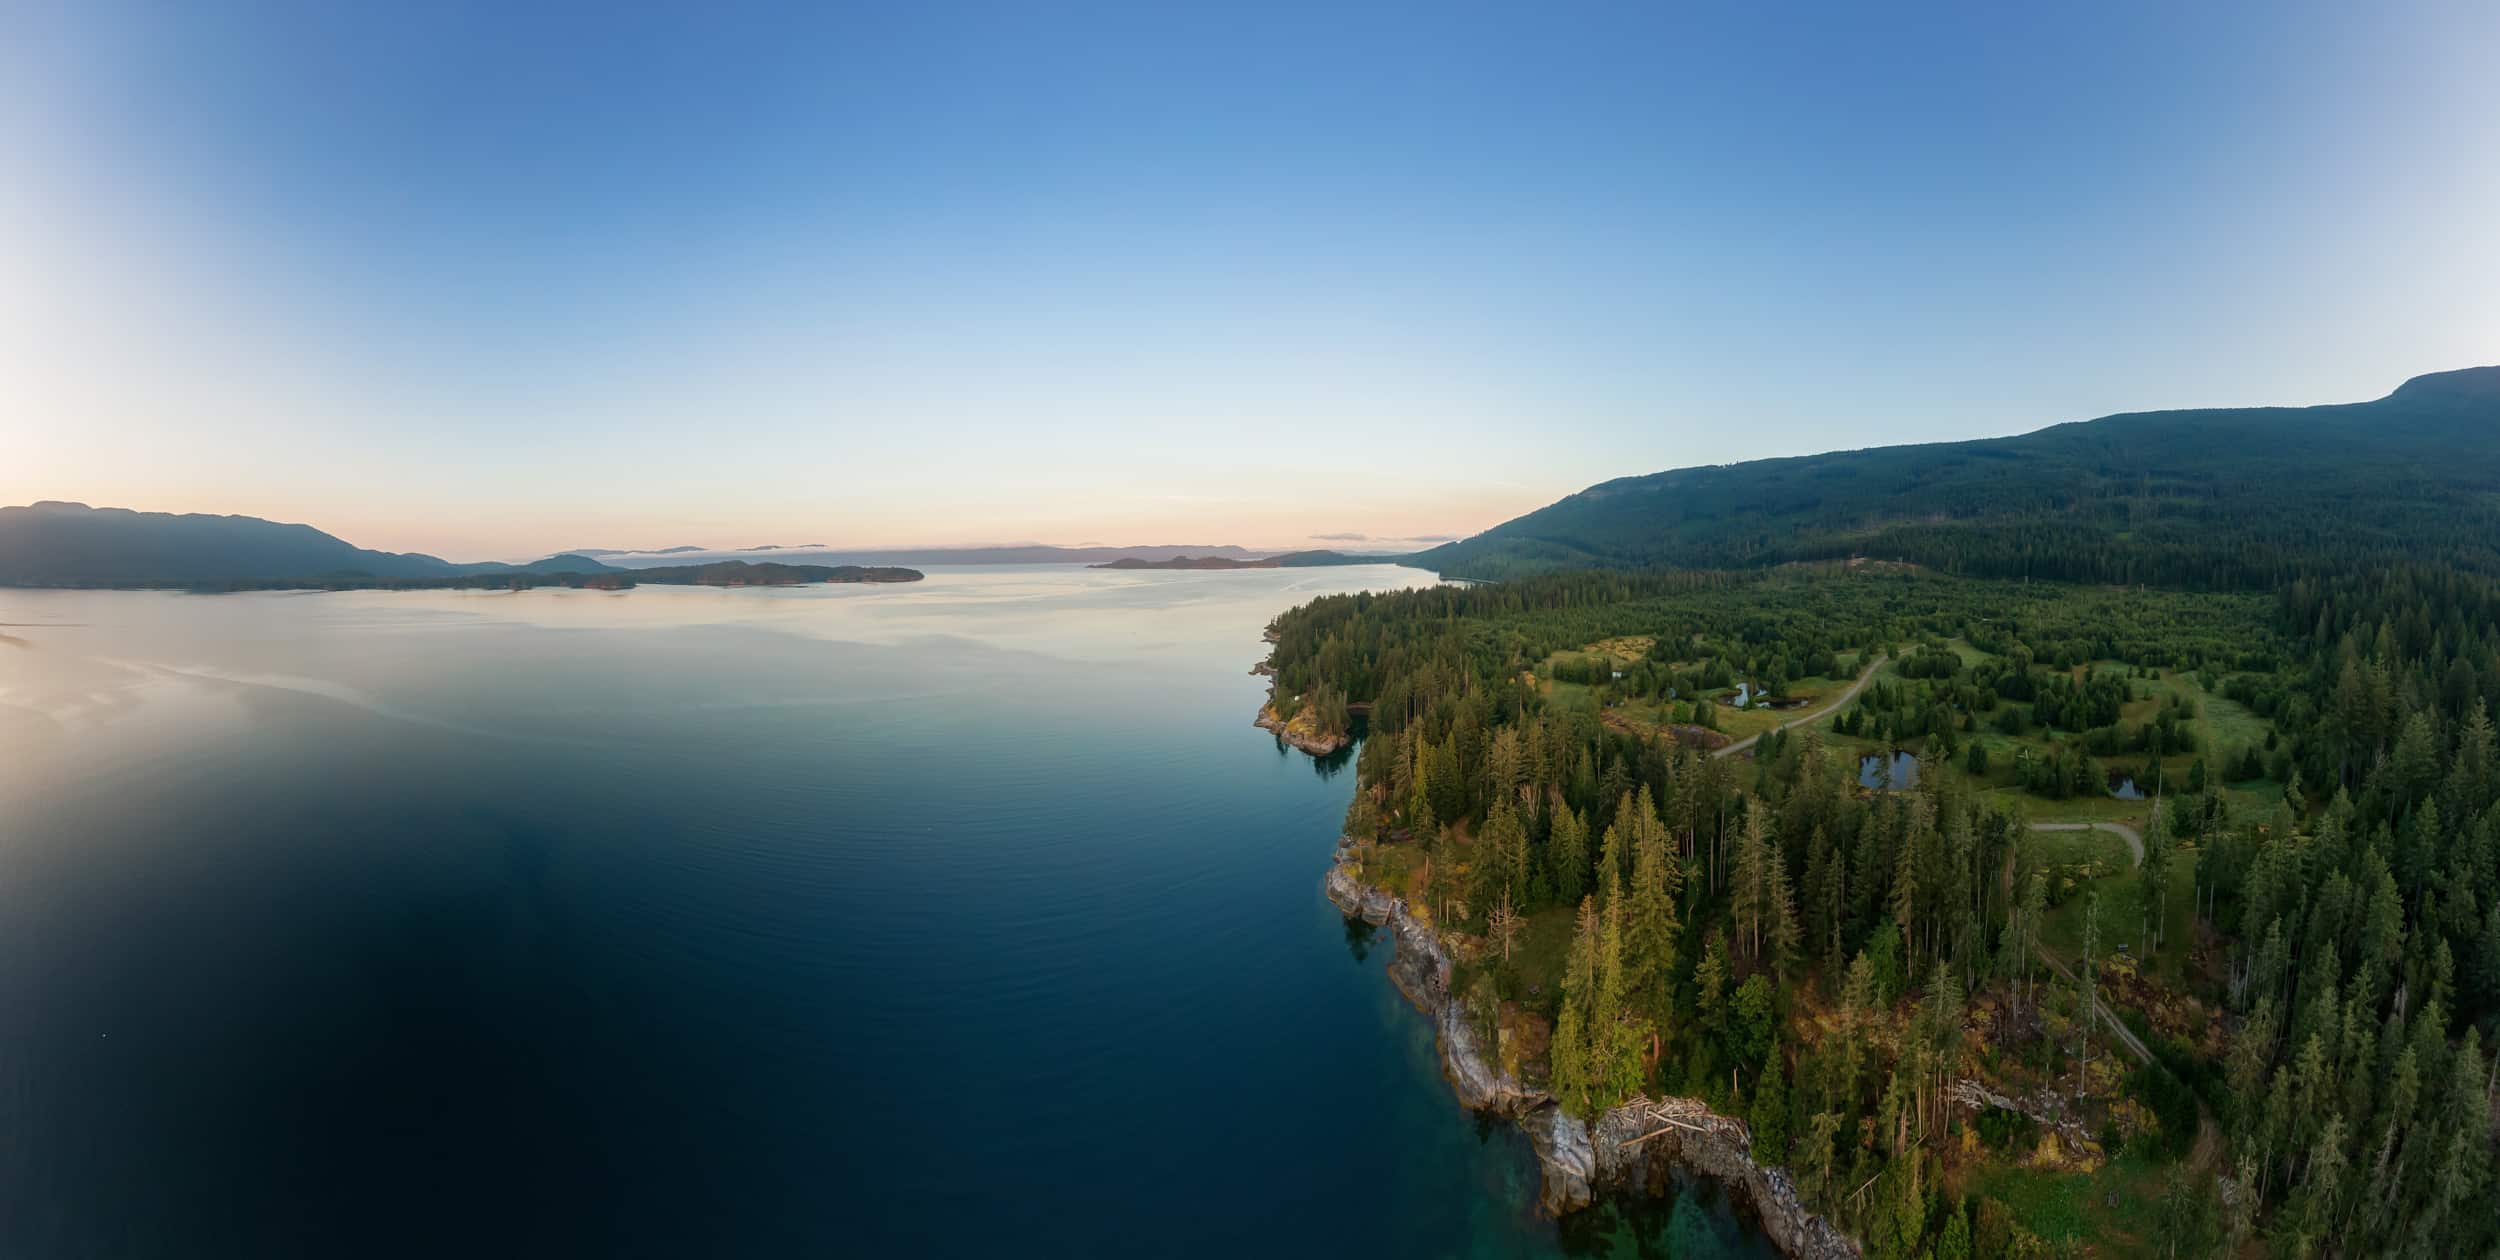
[1262,368,2500,1259]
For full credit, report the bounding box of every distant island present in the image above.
[0,498,1406,588]
[1091,550,1364,570]
[13,558,922,593]
[1097,555,1279,570]
[0,502,920,590]
[618,561,920,587]
[584,542,1281,568]
[225,560,924,591]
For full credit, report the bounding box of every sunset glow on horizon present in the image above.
[7,0,2496,560]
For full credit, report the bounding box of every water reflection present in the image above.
[1311,723,1363,778]
[1343,915,1381,963]
[1553,1172,1778,1257]
[0,564,1779,1259]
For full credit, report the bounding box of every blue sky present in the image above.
[5,0,2495,558]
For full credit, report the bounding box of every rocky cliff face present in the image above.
[1324,850,1859,1260]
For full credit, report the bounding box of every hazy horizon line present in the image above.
[1,498,1458,567]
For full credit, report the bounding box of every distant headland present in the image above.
[1090,550,1372,570]
[0,502,921,590]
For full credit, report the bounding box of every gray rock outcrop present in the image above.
[1325,846,1859,1260]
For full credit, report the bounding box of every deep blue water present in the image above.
[0,567,1771,1257]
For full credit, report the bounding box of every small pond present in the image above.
[1859,751,1919,790]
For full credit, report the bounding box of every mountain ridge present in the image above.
[1419,366,2500,587]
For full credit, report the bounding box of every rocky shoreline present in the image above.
[1324,848,1860,1260]
[1255,705,1348,756]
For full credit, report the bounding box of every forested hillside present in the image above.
[1419,367,2500,587]
[1275,563,2500,1257]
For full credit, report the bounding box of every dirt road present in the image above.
[2028,819,2145,868]
[1712,655,1889,759]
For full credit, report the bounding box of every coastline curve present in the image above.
[1322,848,1860,1260]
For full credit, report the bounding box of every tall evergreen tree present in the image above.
[1552,896,1602,1118]
[1593,893,1645,1107]
[2141,804,2174,953]
[1750,1041,1790,1163]
[1766,840,1803,976]
[1732,805,1769,959]
[1627,796,1683,1038]
[1549,806,1591,908]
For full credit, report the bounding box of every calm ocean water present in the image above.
[0,566,1769,1258]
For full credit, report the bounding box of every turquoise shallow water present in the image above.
[0,566,1772,1258]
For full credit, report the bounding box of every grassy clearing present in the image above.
[2133,852,2203,987]
[1713,706,1789,740]
[1964,1149,2170,1259]
[1583,672,1858,744]
[2163,668,2275,759]
[1922,729,2026,792]
[1584,636,1655,663]
[1543,678,1598,717]
[1944,638,1990,668]
[2198,692,2271,751]
[2117,691,2166,725]
[1997,792,2154,829]
[2020,826,2131,870]
[2031,842,2197,986]
[1709,673,1851,737]
[1356,841,1428,903]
